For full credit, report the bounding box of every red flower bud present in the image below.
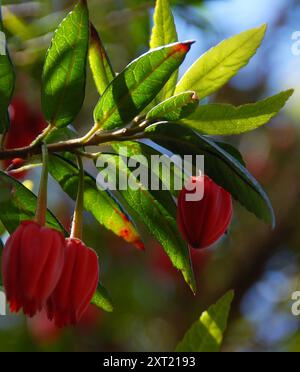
[2,221,65,317]
[177,176,233,249]
[46,238,99,327]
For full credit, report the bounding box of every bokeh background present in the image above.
[1,0,300,352]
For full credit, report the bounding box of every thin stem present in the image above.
[34,144,49,226]
[0,121,151,161]
[79,124,100,144]
[30,124,53,147]
[8,163,42,175]
[70,155,84,240]
[74,150,102,159]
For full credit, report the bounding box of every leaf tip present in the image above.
[286,88,295,98]
[226,289,235,301]
[257,23,268,36]
[173,40,195,54]
[187,273,197,295]
[90,23,99,43]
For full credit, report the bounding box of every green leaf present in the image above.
[0,220,5,236]
[96,150,196,292]
[147,91,199,121]
[41,0,89,127]
[0,11,15,133]
[94,41,193,130]
[175,25,267,99]
[145,123,275,226]
[91,284,114,313]
[150,0,178,100]
[45,126,78,144]
[89,23,115,96]
[176,291,234,352]
[48,155,143,248]
[0,170,65,234]
[215,141,246,166]
[183,90,293,135]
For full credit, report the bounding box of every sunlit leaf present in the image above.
[41,0,89,127]
[48,155,143,248]
[176,291,234,352]
[147,91,199,121]
[175,25,267,99]
[150,0,178,100]
[183,90,293,135]
[94,42,193,130]
[89,23,115,96]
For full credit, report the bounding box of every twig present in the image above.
[0,126,145,160]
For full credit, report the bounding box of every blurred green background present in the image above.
[1,0,300,352]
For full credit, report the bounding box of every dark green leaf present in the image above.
[214,141,246,166]
[0,10,15,133]
[89,23,115,96]
[91,284,114,312]
[183,90,293,135]
[94,41,193,130]
[150,0,178,100]
[0,170,65,234]
[48,155,143,248]
[175,25,266,99]
[147,91,199,121]
[176,291,234,352]
[41,0,89,127]
[145,123,275,226]
[96,150,196,292]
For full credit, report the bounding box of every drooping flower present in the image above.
[46,238,99,327]
[177,175,233,249]
[2,221,65,317]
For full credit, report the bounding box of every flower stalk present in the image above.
[70,155,85,240]
[34,143,49,226]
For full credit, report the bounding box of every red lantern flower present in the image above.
[46,238,99,327]
[177,175,233,249]
[2,221,65,317]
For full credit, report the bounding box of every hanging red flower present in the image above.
[2,221,65,317]
[46,238,99,327]
[177,176,233,249]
